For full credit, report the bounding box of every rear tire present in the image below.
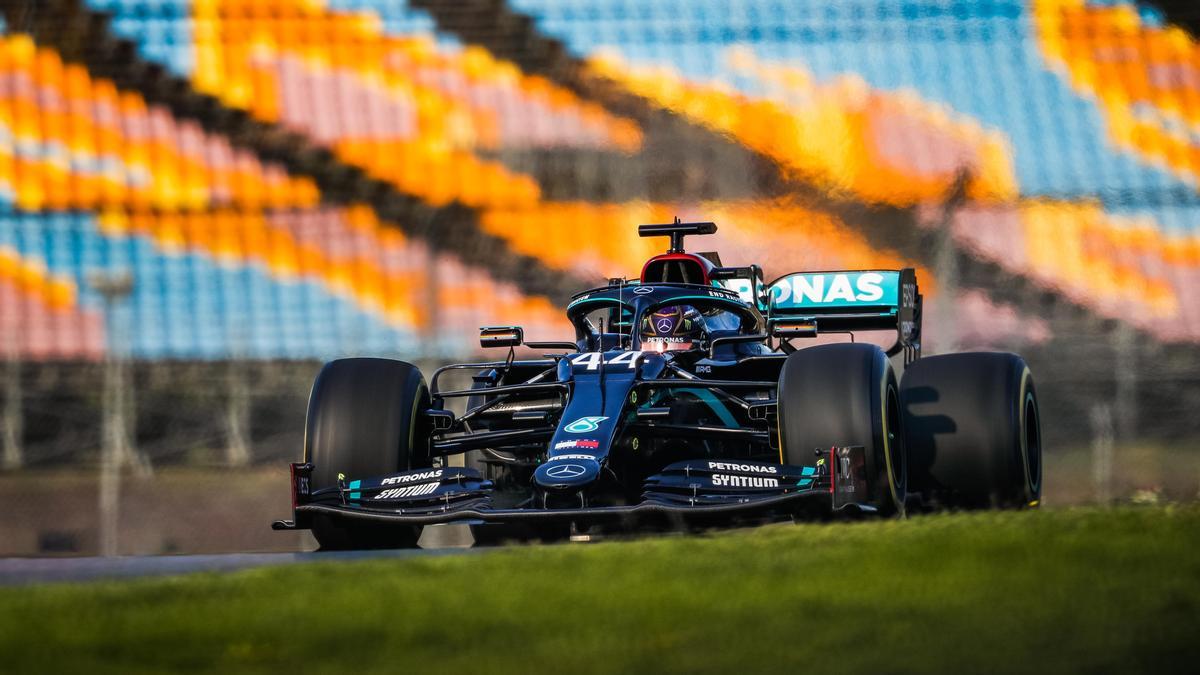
[777,343,906,515]
[900,352,1041,508]
[304,358,431,549]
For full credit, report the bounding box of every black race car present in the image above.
[274,221,1042,548]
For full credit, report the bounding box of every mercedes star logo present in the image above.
[656,318,674,332]
[545,463,586,479]
[633,286,653,295]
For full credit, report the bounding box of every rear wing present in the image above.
[766,269,922,363]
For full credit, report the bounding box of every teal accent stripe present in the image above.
[349,492,361,500]
[797,479,813,488]
[566,297,632,311]
[677,387,739,428]
[349,480,361,489]
[801,466,815,476]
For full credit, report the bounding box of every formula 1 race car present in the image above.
[273,221,1042,549]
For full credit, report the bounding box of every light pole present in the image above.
[225,360,250,466]
[223,321,251,467]
[1113,323,1138,442]
[88,269,134,557]
[1,324,21,471]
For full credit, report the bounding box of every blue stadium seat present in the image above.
[0,211,417,359]
[86,0,459,76]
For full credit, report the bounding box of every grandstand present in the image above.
[0,0,1197,467]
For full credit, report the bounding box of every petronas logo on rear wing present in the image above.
[763,268,922,363]
[770,270,900,309]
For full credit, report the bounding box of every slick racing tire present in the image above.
[304,358,431,549]
[900,352,1042,509]
[777,343,906,515]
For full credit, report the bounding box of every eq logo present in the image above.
[545,463,587,479]
[563,416,608,433]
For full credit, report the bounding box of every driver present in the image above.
[639,304,706,352]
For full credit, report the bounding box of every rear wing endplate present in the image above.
[766,269,922,362]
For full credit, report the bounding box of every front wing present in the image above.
[272,447,875,531]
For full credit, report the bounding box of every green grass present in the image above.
[2,507,1199,674]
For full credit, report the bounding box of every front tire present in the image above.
[304,358,431,549]
[777,343,906,515]
[900,352,1042,509]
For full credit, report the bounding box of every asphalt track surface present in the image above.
[0,525,479,586]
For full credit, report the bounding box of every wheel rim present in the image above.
[1023,392,1042,499]
[884,382,906,510]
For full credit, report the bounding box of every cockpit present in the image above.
[566,284,765,359]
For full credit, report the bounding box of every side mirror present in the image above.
[480,326,524,349]
[768,318,818,339]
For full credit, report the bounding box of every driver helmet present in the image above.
[640,304,705,352]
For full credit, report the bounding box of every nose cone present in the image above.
[534,457,601,490]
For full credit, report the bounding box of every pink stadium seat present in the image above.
[0,275,104,360]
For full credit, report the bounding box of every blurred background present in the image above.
[0,0,1197,555]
